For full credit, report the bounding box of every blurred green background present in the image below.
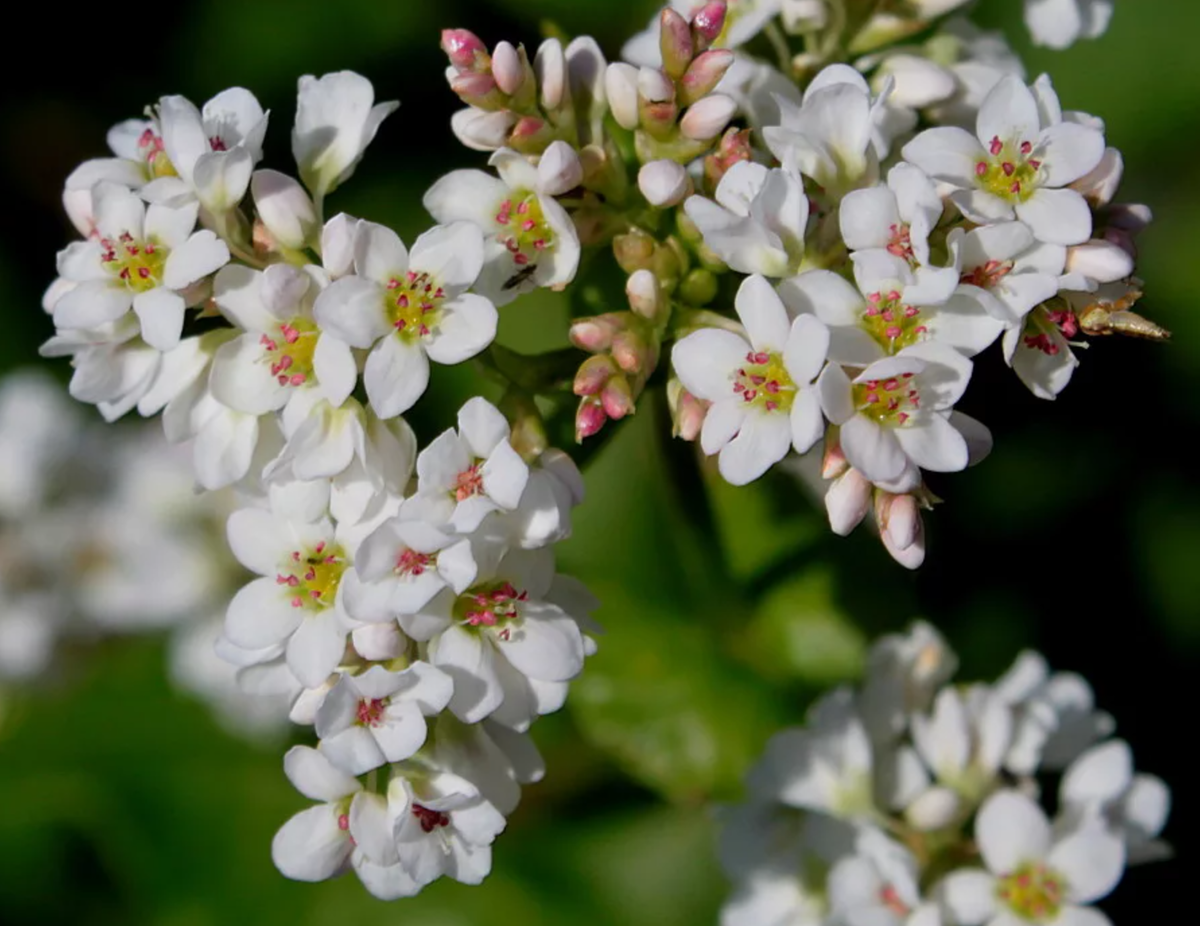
[0,0,1192,921]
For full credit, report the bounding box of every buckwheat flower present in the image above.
[155,88,269,211]
[431,715,545,816]
[683,162,808,277]
[271,745,363,883]
[313,221,497,418]
[672,275,829,486]
[781,250,994,363]
[40,319,163,422]
[939,790,1125,926]
[423,147,581,305]
[315,663,454,775]
[902,75,1105,246]
[1059,740,1172,865]
[910,686,1012,807]
[408,397,529,535]
[292,71,398,204]
[498,448,585,550]
[52,183,229,351]
[400,547,589,730]
[927,21,1027,130]
[947,222,1067,328]
[827,828,941,926]
[816,342,976,492]
[859,620,958,743]
[1025,0,1113,50]
[1001,303,1081,400]
[621,0,782,67]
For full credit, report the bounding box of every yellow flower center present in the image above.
[975,135,1042,204]
[260,317,320,387]
[138,128,178,179]
[385,270,446,342]
[495,191,554,271]
[454,581,526,640]
[731,350,796,413]
[861,289,927,353]
[100,233,168,294]
[852,373,919,426]
[996,862,1066,923]
[276,541,347,613]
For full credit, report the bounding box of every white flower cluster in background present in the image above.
[719,623,1171,926]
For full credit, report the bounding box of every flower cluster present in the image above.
[719,622,1171,926]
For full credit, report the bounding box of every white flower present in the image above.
[410,397,530,534]
[52,183,229,351]
[1025,0,1114,50]
[0,370,79,518]
[315,662,453,775]
[927,21,1027,130]
[1002,303,1081,400]
[400,547,590,731]
[827,828,941,926]
[497,448,585,550]
[939,790,1125,926]
[683,162,808,278]
[292,71,398,203]
[859,620,958,743]
[909,686,1012,806]
[948,222,1067,328]
[313,221,496,418]
[621,0,783,67]
[423,148,581,305]
[430,715,545,816]
[902,75,1105,245]
[816,342,977,491]
[840,165,945,269]
[252,170,319,251]
[39,319,162,422]
[1059,740,1172,865]
[63,116,172,204]
[672,275,829,486]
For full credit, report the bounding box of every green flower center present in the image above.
[495,191,554,270]
[385,270,446,341]
[276,541,347,613]
[453,581,526,639]
[975,135,1042,204]
[861,289,927,353]
[996,862,1066,922]
[101,232,168,293]
[260,317,319,387]
[852,373,919,426]
[731,350,796,413]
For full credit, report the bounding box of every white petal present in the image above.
[225,577,301,649]
[480,441,529,510]
[409,222,485,295]
[132,287,186,351]
[424,293,498,365]
[436,626,504,724]
[902,127,983,186]
[53,281,132,330]
[458,396,510,457]
[498,610,584,683]
[226,507,287,575]
[840,415,907,483]
[735,274,792,352]
[699,400,745,456]
[976,76,1040,151]
[1061,740,1133,807]
[938,869,998,925]
[778,269,864,327]
[422,169,509,227]
[322,726,387,776]
[895,414,969,473]
[284,744,360,801]
[671,328,748,402]
[354,221,408,284]
[286,612,346,688]
[144,201,200,250]
[816,362,855,424]
[783,314,830,385]
[162,231,229,291]
[1047,826,1125,904]
[1016,188,1093,246]
[364,336,430,418]
[271,805,350,882]
[193,147,254,213]
[349,791,399,866]
[789,388,824,455]
[976,791,1051,874]
[1038,123,1106,187]
[314,276,390,348]
[839,185,899,251]
[718,409,792,485]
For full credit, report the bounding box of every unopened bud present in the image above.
[612,328,653,374]
[601,375,636,419]
[605,63,640,130]
[680,94,736,141]
[821,428,848,479]
[450,70,499,106]
[876,55,956,109]
[570,313,626,352]
[876,491,919,552]
[704,127,753,190]
[491,41,525,96]
[826,469,872,536]
[679,267,718,305]
[881,514,926,569]
[538,140,583,196]
[352,622,404,661]
[905,786,961,832]
[1072,147,1124,207]
[613,229,657,273]
[451,107,518,152]
[680,49,734,105]
[691,2,728,52]
[442,28,489,71]
[625,269,661,319]
[535,38,567,110]
[660,8,695,80]
[573,354,618,395]
[507,116,552,154]
[1067,239,1135,284]
[576,396,607,442]
[321,213,358,279]
[638,159,690,207]
[251,169,317,251]
[638,67,675,104]
[500,391,549,461]
[668,380,709,441]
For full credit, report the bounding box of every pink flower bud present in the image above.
[876,491,919,552]
[450,107,518,152]
[535,38,567,110]
[251,169,317,251]
[601,375,636,419]
[821,429,848,479]
[605,63,640,130]
[681,49,734,104]
[573,354,617,395]
[660,8,695,80]
[450,70,498,101]
[538,140,583,196]
[491,40,525,96]
[625,269,660,319]
[1066,239,1135,284]
[825,469,871,536]
[673,387,708,442]
[612,329,650,374]
[570,314,625,352]
[680,94,736,141]
[637,66,676,104]
[704,127,753,189]
[691,2,728,52]
[576,396,607,442]
[638,159,690,208]
[442,28,489,71]
[507,116,551,153]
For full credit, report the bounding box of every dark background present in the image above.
[0,0,1190,921]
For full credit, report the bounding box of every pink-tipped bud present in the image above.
[576,396,608,442]
[680,94,736,141]
[252,169,317,251]
[573,354,617,396]
[637,66,676,104]
[537,140,583,196]
[691,2,728,52]
[442,28,489,71]
[1066,239,1135,284]
[681,49,734,105]
[491,40,525,95]
[601,375,636,419]
[450,70,498,101]
[638,159,691,208]
[821,428,848,479]
[570,314,626,352]
[450,107,518,152]
[625,269,661,319]
[507,115,551,153]
[605,62,640,130]
[612,329,652,375]
[876,491,920,552]
[881,515,925,570]
[826,469,872,536]
[704,127,753,190]
[672,386,708,442]
[660,8,695,80]
[535,37,567,110]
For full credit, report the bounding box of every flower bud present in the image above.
[821,428,848,479]
[613,229,657,273]
[535,38,567,110]
[537,141,583,196]
[442,28,489,71]
[680,94,737,141]
[638,159,690,207]
[668,380,709,441]
[704,127,753,191]
[1066,239,1135,285]
[876,55,955,109]
[826,469,872,536]
[507,116,553,154]
[875,491,919,552]
[625,269,661,319]
[251,169,318,251]
[782,0,828,32]
[450,70,500,107]
[321,213,358,279]
[450,107,518,152]
[905,786,961,832]
[680,49,734,106]
[601,374,636,419]
[352,622,404,661]
[570,313,626,352]
[574,354,618,395]
[638,67,676,104]
[612,328,653,374]
[1072,147,1124,207]
[680,267,719,306]
[576,396,607,442]
[881,514,926,570]
[491,41,525,96]
[691,2,728,52]
[605,63,640,130]
[660,8,695,80]
[500,390,549,461]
